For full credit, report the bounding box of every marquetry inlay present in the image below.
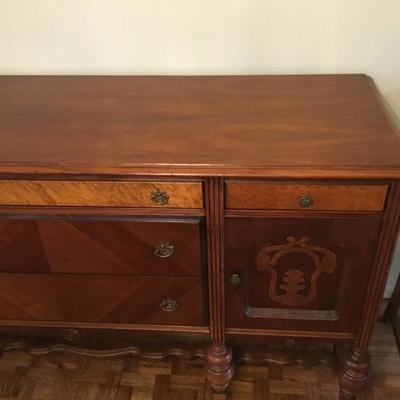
[255,236,337,306]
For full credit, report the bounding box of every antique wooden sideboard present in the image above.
[0,75,400,399]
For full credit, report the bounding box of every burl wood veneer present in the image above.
[0,180,203,208]
[0,75,400,399]
[225,182,388,211]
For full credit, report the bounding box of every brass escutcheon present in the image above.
[61,328,80,343]
[159,298,179,312]
[299,194,314,208]
[150,188,169,206]
[154,242,175,258]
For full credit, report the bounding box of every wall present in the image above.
[1,0,400,295]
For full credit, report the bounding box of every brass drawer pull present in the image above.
[299,194,313,208]
[150,188,169,206]
[61,328,80,343]
[154,242,175,258]
[159,298,179,312]
[230,273,241,287]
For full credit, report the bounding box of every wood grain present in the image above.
[205,178,234,393]
[226,181,388,211]
[225,215,382,335]
[0,180,203,208]
[0,273,205,326]
[205,179,226,343]
[0,75,400,398]
[0,75,400,178]
[0,218,204,277]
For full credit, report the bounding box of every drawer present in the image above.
[0,274,205,326]
[0,217,204,277]
[0,180,203,208]
[225,215,382,334]
[225,181,388,211]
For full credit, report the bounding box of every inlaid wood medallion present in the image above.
[255,236,337,306]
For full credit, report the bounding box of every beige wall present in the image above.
[1,0,400,294]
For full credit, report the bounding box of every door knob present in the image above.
[230,273,241,287]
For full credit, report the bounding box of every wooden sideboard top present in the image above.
[0,74,399,178]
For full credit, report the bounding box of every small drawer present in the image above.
[0,217,204,277]
[0,274,205,326]
[225,181,388,212]
[0,180,203,208]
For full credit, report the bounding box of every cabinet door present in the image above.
[225,215,382,335]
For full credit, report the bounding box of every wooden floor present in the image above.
[0,323,399,400]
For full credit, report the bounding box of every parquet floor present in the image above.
[0,323,399,400]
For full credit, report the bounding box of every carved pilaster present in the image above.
[356,182,400,350]
[205,178,234,393]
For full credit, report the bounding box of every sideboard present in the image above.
[0,75,399,399]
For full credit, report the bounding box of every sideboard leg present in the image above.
[206,342,234,394]
[336,344,369,400]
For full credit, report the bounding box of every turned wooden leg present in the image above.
[336,344,370,400]
[206,342,234,394]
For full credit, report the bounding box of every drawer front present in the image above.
[225,215,382,334]
[0,274,205,326]
[0,180,203,208]
[0,218,204,277]
[226,181,388,211]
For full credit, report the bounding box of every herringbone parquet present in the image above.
[0,322,399,400]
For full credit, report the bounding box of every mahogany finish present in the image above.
[204,178,234,393]
[0,75,400,399]
[0,273,205,326]
[0,217,204,276]
[1,75,400,178]
[225,215,382,335]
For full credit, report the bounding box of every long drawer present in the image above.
[225,181,388,211]
[0,217,204,276]
[0,274,205,326]
[0,180,203,208]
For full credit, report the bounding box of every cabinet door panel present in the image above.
[225,215,382,334]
